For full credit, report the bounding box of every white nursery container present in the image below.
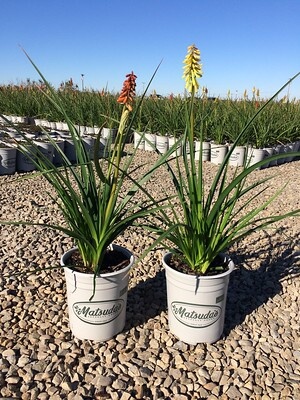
[61,245,134,341]
[229,146,246,167]
[195,141,210,161]
[133,131,145,150]
[144,133,156,151]
[163,253,234,345]
[155,134,169,154]
[210,143,228,165]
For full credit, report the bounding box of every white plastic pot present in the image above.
[61,122,69,131]
[144,133,156,151]
[33,140,54,162]
[97,137,110,158]
[82,136,96,160]
[101,128,117,143]
[0,147,17,175]
[283,143,294,163]
[86,126,95,135]
[210,143,228,165]
[155,134,169,154]
[273,144,286,165]
[55,121,64,131]
[229,145,246,167]
[195,141,211,161]
[163,252,234,345]
[246,147,265,168]
[168,136,182,157]
[133,131,145,150]
[17,144,36,172]
[261,147,274,169]
[63,138,77,164]
[53,140,65,166]
[61,245,134,341]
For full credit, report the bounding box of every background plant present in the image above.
[1,75,300,145]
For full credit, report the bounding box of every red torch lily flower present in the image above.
[117,71,137,111]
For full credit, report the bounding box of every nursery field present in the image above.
[1,82,300,147]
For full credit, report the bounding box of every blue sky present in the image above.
[1,0,300,99]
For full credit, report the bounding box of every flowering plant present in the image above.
[150,44,300,274]
[0,53,165,280]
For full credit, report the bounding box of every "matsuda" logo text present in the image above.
[73,300,124,325]
[171,302,221,328]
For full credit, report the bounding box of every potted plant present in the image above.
[158,97,184,155]
[133,98,146,150]
[100,94,120,144]
[148,45,300,345]
[0,53,165,342]
[209,104,229,165]
[193,98,216,162]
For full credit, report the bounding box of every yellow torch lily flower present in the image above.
[182,44,202,94]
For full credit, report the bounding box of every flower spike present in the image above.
[117,71,137,111]
[182,44,202,94]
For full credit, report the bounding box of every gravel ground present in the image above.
[0,146,299,400]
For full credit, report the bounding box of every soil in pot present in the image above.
[66,247,131,274]
[167,253,230,276]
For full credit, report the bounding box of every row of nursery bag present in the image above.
[0,127,117,175]
[133,131,300,168]
[0,114,114,136]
